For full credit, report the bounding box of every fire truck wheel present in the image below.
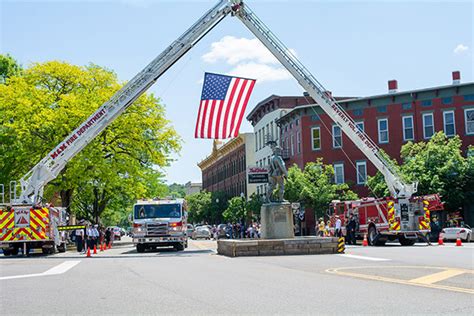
[136,244,146,253]
[57,243,66,253]
[398,236,415,246]
[175,243,185,251]
[368,226,377,246]
[10,247,19,256]
[3,249,11,256]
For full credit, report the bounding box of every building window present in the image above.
[334,163,344,184]
[290,135,294,156]
[377,105,387,113]
[332,125,342,148]
[402,103,412,110]
[258,129,262,150]
[464,109,474,135]
[356,161,367,185]
[263,157,267,166]
[402,116,414,141]
[442,97,452,105]
[422,113,435,139]
[421,100,432,107]
[311,127,321,150]
[254,132,258,151]
[296,131,301,154]
[270,121,274,140]
[353,108,363,116]
[464,94,474,101]
[296,118,300,126]
[378,118,389,144]
[356,121,364,133]
[443,111,456,137]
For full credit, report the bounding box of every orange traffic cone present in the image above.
[362,234,368,247]
[93,244,97,254]
[100,243,104,251]
[108,242,111,249]
[438,233,444,246]
[456,234,463,247]
[86,247,91,257]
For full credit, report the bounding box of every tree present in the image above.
[0,54,22,84]
[0,60,181,223]
[367,132,471,210]
[168,183,186,198]
[186,191,212,224]
[222,196,246,223]
[284,159,358,218]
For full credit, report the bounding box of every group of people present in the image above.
[73,223,115,253]
[315,213,359,245]
[208,222,262,240]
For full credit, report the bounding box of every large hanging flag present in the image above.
[195,72,256,139]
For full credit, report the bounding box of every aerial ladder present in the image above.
[3,0,429,247]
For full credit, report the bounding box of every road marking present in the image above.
[410,269,466,285]
[326,266,474,295]
[338,254,391,261]
[0,260,80,281]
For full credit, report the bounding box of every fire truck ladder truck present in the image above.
[5,0,427,243]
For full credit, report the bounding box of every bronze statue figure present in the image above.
[265,144,287,203]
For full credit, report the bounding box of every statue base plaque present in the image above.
[260,202,294,239]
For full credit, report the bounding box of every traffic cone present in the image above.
[86,247,91,258]
[456,234,463,247]
[438,233,444,246]
[93,244,97,254]
[108,242,111,249]
[100,243,104,251]
[362,234,368,247]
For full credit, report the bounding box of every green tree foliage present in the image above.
[367,132,472,210]
[168,183,186,198]
[186,191,212,224]
[0,54,22,84]
[246,193,263,219]
[0,60,181,223]
[222,196,246,223]
[284,159,358,218]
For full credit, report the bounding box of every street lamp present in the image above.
[240,192,246,238]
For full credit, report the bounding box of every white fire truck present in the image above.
[2,0,436,252]
[132,198,188,252]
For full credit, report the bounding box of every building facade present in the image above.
[184,182,202,196]
[277,72,474,198]
[198,133,256,199]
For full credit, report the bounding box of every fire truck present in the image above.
[1,0,437,252]
[0,204,68,256]
[329,194,444,246]
[132,198,188,252]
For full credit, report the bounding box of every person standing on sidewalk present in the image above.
[75,226,84,252]
[335,215,342,238]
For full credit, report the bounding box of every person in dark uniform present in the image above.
[346,214,357,245]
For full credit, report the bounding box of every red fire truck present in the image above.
[329,194,444,246]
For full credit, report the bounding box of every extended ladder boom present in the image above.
[17,0,233,204]
[231,2,417,199]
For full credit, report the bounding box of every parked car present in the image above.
[186,224,194,237]
[108,226,122,241]
[191,226,211,240]
[441,225,472,242]
[217,224,227,239]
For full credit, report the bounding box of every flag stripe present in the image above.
[229,79,249,136]
[224,79,244,138]
[222,78,240,138]
[200,100,209,138]
[195,101,204,138]
[233,79,256,137]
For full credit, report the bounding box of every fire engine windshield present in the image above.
[134,204,181,219]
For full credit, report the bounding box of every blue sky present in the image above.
[1,0,473,185]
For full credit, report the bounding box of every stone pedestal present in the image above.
[260,202,294,239]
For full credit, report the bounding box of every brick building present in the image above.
[198,133,256,199]
[277,72,474,199]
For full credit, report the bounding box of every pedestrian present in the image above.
[85,224,93,251]
[325,220,331,237]
[318,218,325,237]
[105,227,111,246]
[75,225,84,252]
[335,215,342,238]
[346,214,356,245]
[92,224,99,248]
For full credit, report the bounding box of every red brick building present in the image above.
[277,72,474,199]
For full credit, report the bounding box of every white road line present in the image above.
[338,254,391,262]
[0,260,80,281]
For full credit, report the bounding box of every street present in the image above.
[1,238,472,315]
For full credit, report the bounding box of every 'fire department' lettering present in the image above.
[50,108,107,160]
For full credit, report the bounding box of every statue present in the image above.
[265,144,287,203]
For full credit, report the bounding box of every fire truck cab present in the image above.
[132,198,188,253]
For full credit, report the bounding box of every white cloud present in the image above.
[453,44,469,54]
[202,36,297,83]
[227,62,292,83]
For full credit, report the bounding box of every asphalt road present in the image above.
[0,237,472,315]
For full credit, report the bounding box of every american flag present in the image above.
[195,73,256,139]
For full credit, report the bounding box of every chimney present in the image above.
[452,71,461,85]
[388,80,398,94]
